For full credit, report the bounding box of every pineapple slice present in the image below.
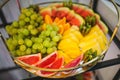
[79,38,102,54]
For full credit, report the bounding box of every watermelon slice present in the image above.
[40,6,85,27]
[17,53,41,66]
[97,21,108,34]
[40,7,52,18]
[36,57,64,77]
[35,51,58,68]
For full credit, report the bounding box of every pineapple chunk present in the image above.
[79,38,102,54]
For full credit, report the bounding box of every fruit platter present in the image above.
[4,0,120,78]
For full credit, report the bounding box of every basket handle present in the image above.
[108,0,120,47]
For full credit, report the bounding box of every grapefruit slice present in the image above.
[36,57,64,77]
[35,51,58,68]
[16,53,41,66]
[64,54,83,68]
[63,54,83,74]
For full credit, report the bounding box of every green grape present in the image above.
[46,24,53,31]
[26,48,32,55]
[50,41,57,46]
[39,34,46,40]
[43,40,50,48]
[32,49,37,54]
[28,25,34,30]
[22,29,29,36]
[50,31,57,38]
[19,14,26,20]
[11,28,18,35]
[18,34,24,39]
[25,39,33,47]
[52,36,60,42]
[21,8,28,14]
[29,8,34,14]
[40,20,44,25]
[41,47,46,54]
[15,50,20,56]
[47,47,54,54]
[35,23,39,27]
[12,21,19,27]
[31,37,36,42]
[53,46,57,51]
[30,20,35,25]
[57,34,62,39]
[37,43,43,51]
[19,20,26,27]
[12,38,18,47]
[24,17,30,22]
[30,29,38,35]
[46,37,51,41]
[32,43,39,50]
[18,38,24,45]
[40,31,46,36]
[25,11,32,17]
[19,45,26,51]
[34,37,43,43]
[6,38,12,44]
[8,43,15,51]
[44,30,51,36]
[11,50,17,56]
[5,25,11,33]
[53,25,59,31]
[30,14,38,20]
[36,17,42,23]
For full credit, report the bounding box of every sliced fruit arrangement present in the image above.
[5,0,109,77]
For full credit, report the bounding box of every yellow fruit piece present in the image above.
[82,32,106,51]
[79,38,102,54]
[72,30,83,41]
[58,39,78,51]
[62,33,80,44]
[89,25,108,45]
[63,27,83,41]
[58,50,73,64]
[58,38,82,59]
[64,48,82,59]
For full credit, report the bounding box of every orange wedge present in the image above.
[58,25,64,34]
[57,17,66,25]
[54,17,60,23]
[45,15,53,24]
[63,23,70,31]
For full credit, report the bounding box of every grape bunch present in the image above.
[38,24,61,55]
[5,7,47,56]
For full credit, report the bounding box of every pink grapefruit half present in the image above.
[35,51,58,68]
[63,54,83,74]
[17,53,41,66]
[36,57,64,77]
